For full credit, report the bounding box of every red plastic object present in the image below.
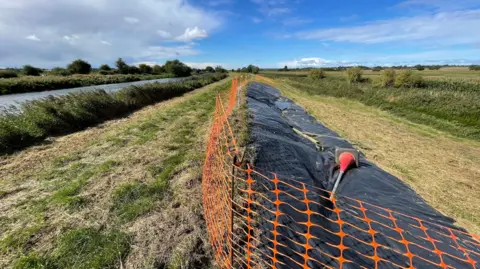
[339,152,356,172]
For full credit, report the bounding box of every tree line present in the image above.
[234,65,260,74]
[0,59,229,78]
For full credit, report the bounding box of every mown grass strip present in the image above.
[0,73,227,153]
[110,80,232,223]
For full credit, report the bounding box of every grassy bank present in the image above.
[262,74,480,140]
[257,75,480,234]
[0,73,227,153]
[0,73,177,95]
[0,78,233,268]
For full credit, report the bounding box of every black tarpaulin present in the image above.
[245,82,479,269]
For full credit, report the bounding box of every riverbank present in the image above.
[0,73,176,95]
[0,73,227,154]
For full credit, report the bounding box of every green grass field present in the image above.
[263,67,480,81]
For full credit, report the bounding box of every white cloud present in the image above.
[185,62,226,69]
[101,40,112,46]
[296,10,480,46]
[279,49,480,68]
[252,17,262,23]
[265,7,290,16]
[208,0,233,6]
[157,30,172,39]
[396,0,480,11]
[137,45,199,59]
[250,0,291,17]
[63,35,80,44]
[283,17,313,26]
[124,17,140,24]
[26,35,41,41]
[175,27,208,42]
[279,57,357,68]
[0,0,222,67]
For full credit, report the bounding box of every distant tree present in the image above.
[49,67,71,76]
[215,65,227,73]
[284,65,288,71]
[428,65,441,70]
[152,64,165,74]
[414,64,425,71]
[308,69,325,80]
[67,59,92,74]
[395,70,425,88]
[0,70,18,78]
[346,67,363,84]
[252,66,260,74]
[469,65,480,71]
[164,60,192,77]
[372,66,383,72]
[205,66,215,73]
[116,58,130,74]
[236,68,241,72]
[138,64,153,74]
[374,69,396,88]
[99,64,111,71]
[357,65,371,70]
[128,66,141,74]
[23,65,43,76]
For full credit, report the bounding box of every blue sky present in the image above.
[1,0,480,68]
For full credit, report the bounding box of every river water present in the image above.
[0,77,185,109]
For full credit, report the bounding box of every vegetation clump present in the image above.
[394,70,425,88]
[67,59,92,74]
[22,65,43,76]
[346,67,363,83]
[308,69,326,80]
[374,68,396,87]
[0,70,18,78]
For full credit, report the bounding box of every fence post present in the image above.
[230,154,238,269]
[237,76,241,108]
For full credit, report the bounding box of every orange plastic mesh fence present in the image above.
[202,78,480,269]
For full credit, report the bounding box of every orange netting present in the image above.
[202,77,480,269]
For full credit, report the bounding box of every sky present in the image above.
[1,0,480,69]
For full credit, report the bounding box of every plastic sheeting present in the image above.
[246,82,479,269]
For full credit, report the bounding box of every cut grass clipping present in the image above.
[0,73,227,153]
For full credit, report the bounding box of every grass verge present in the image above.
[257,75,480,234]
[0,77,232,268]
